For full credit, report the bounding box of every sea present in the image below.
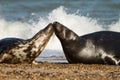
[0,0,120,63]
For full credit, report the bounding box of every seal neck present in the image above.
[28,23,53,55]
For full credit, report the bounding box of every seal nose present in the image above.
[53,22,62,32]
[53,21,58,25]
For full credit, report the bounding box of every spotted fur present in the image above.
[0,23,53,64]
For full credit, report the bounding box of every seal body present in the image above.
[53,22,120,65]
[0,23,53,64]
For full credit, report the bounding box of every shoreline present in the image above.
[0,62,120,80]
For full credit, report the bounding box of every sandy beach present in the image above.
[0,62,120,80]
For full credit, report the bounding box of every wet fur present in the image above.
[53,22,120,65]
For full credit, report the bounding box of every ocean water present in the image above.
[0,0,120,62]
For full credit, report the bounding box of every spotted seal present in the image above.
[53,22,120,65]
[0,23,53,64]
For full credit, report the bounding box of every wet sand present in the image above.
[0,62,120,80]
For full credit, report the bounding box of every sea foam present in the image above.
[0,6,120,57]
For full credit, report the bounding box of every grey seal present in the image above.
[53,22,120,65]
[0,23,53,64]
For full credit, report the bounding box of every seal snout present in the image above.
[53,21,60,26]
[53,22,63,33]
[44,23,54,34]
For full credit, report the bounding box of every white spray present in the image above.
[0,6,120,57]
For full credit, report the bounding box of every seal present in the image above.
[0,23,53,64]
[53,22,120,65]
